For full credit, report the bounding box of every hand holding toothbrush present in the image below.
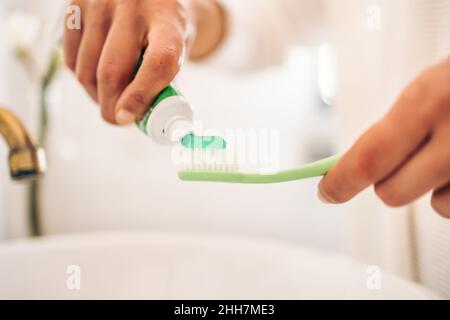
[64,0,225,125]
[318,57,450,218]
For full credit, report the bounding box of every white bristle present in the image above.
[179,148,239,172]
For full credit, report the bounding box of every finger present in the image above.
[63,1,85,71]
[432,184,450,218]
[75,0,113,101]
[97,2,147,124]
[114,17,185,124]
[318,73,437,204]
[374,124,450,207]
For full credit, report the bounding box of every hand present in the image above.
[64,0,225,125]
[318,58,450,218]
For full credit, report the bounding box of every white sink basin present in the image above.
[0,232,437,299]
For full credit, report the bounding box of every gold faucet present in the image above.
[0,107,46,181]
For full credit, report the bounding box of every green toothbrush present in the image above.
[133,53,340,183]
[178,154,341,184]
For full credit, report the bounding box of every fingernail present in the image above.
[116,109,136,125]
[317,189,332,204]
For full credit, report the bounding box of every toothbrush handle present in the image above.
[240,154,342,184]
[179,154,342,184]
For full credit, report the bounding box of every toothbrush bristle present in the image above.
[181,149,238,172]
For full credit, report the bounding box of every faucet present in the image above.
[0,107,46,181]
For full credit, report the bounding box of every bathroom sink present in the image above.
[0,232,437,299]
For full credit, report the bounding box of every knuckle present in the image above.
[97,64,128,88]
[125,90,148,111]
[75,69,96,89]
[375,185,405,207]
[351,149,379,183]
[149,48,180,77]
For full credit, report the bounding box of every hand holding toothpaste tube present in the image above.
[64,0,225,125]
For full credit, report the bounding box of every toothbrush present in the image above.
[132,52,339,183]
[178,154,341,184]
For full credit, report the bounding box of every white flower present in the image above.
[5,11,41,62]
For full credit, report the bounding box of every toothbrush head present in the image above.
[178,132,235,176]
[178,156,242,183]
[180,148,239,172]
